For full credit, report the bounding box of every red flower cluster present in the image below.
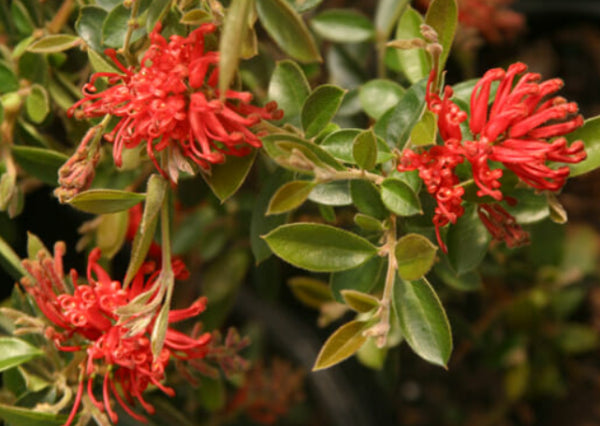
[68,24,282,182]
[399,64,586,251]
[21,243,209,425]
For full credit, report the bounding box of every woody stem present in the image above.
[123,0,142,66]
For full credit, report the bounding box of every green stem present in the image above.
[122,0,142,66]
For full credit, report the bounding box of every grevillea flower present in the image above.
[477,203,530,248]
[21,243,209,425]
[68,24,282,182]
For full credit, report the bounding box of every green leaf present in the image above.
[11,1,34,36]
[393,277,452,367]
[0,235,26,280]
[330,256,384,303]
[555,323,600,354]
[352,129,378,171]
[0,61,19,93]
[308,180,352,206]
[26,231,49,260]
[87,49,119,73]
[76,6,108,52]
[288,276,334,308]
[341,289,379,313]
[27,35,80,53]
[425,0,458,75]
[0,337,43,373]
[395,233,437,280]
[203,150,257,202]
[567,116,600,177]
[146,0,172,33]
[250,169,293,264]
[0,100,4,124]
[375,0,410,39]
[96,211,129,259]
[102,4,146,48]
[374,78,427,149]
[261,133,345,172]
[320,129,393,165]
[0,402,71,426]
[391,7,429,84]
[434,257,481,291]
[285,0,323,13]
[11,146,68,186]
[311,9,375,43]
[123,211,158,287]
[219,0,255,96]
[268,60,311,127]
[302,85,346,138]
[25,85,50,124]
[350,180,387,220]
[354,213,385,232]
[380,178,422,216]
[410,109,437,146]
[267,180,315,215]
[140,174,167,235]
[359,79,405,120]
[256,0,322,63]
[263,223,378,272]
[313,320,369,370]
[180,9,212,25]
[446,205,491,275]
[68,189,145,214]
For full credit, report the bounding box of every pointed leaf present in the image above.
[425,0,458,74]
[446,205,491,275]
[27,35,81,53]
[375,0,410,37]
[0,61,19,93]
[96,211,128,259]
[68,189,145,214]
[268,60,311,127]
[0,403,71,426]
[359,79,405,120]
[0,235,26,280]
[267,180,315,215]
[263,223,378,272]
[311,9,375,43]
[321,129,393,165]
[256,0,321,63]
[203,150,257,202]
[567,116,600,177]
[308,180,352,206]
[395,233,437,280]
[146,0,172,33]
[330,256,384,303]
[26,232,49,260]
[350,180,388,220]
[11,0,34,36]
[288,276,334,308]
[75,6,107,52]
[124,209,159,287]
[0,337,43,372]
[262,133,345,172]
[102,4,146,48]
[313,320,369,370]
[11,146,68,186]
[391,7,429,83]
[381,178,422,216]
[410,109,437,146]
[180,9,212,25]
[354,213,385,232]
[341,290,379,313]
[393,277,452,367]
[141,174,167,234]
[302,85,346,138]
[352,129,378,170]
[87,49,119,73]
[25,85,50,124]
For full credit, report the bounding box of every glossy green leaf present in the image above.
[18,52,48,86]
[375,0,410,38]
[446,205,491,275]
[268,60,311,127]
[313,320,369,370]
[0,61,19,93]
[308,180,352,206]
[357,337,388,370]
[393,277,452,367]
[0,337,43,373]
[146,0,172,33]
[341,290,380,313]
[425,0,458,74]
[219,0,255,96]
[395,233,437,280]
[68,189,145,214]
[330,256,384,303]
[410,109,437,146]
[374,79,427,149]
[311,9,375,43]
[96,211,129,259]
[567,116,600,177]
[27,35,80,53]
[140,174,167,235]
[203,150,257,202]
[87,49,118,73]
[350,180,387,220]
[359,79,405,120]
[353,129,377,170]
[320,129,393,165]
[96,0,123,11]
[267,180,315,214]
[354,213,385,232]
[11,146,68,186]
[180,9,212,25]
[256,0,322,63]
[381,178,422,216]
[302,85,346,138]
[123,213,158,287]
[25,85,49,124]
[26,231,49,260]
[0,235,25,280]
[0,402,73,426]
[391,7,429,83]
[285,0,323,12]
[251,169,293,264]
[11,1,34,36]
[263,223,378,272]
[102,4,146,48]
[318,204,336,223]
[288,276,334,308]
[434,257,481,291]
[262,133,344,172]
[75,6,107,52]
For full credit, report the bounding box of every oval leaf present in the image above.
[11,146,68,186]
[0,403,72,426]
[256,0,321,63]
[263,223,378,272]
[0,236,26,280]
[313,320,369,370]
[288,276,334,308]
[311,9,375,43]
[68,189,145,214]
[202,150,257,202]
[76,6,108,52]
[359,79,406,120]
[446,204,491,275]
[0,337,43,373]
[308,180,352,206]
[102,4,146,48]
[27,35,80,53]
[330,255,384,303]
[425,0,458,75]
[395,233,437,280]
[301,85,346,138]
[568,116,600,177]
[0,61,19,93]
[25,85,50,124]
[267,180,315,215]
[268,60,311,127]
[381,178,422,216]
[352,129,378,170]
[391,7,429,83]
[350,180,388,220]
[393,277,452,367]
[341,289,380,313]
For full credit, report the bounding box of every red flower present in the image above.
[477,203,530,248]
[21,244,209,425]
[68,24,282,182]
